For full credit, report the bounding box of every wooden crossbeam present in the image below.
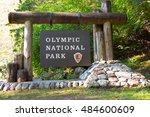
[8,12,127,24]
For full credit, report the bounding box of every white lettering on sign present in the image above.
[45,45,85,51]
[45,37,80,43]
[46,53,66,59]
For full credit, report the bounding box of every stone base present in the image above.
[80,60,148,88]
[0,60,149,91]
[0,80,85,91]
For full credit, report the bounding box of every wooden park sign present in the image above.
[8,0,127,81]
[40,30,91,67]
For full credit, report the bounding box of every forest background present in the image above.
[0,0,150,80]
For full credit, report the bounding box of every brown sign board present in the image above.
[40,30,91,67]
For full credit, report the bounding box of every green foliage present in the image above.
[0,63,8,79]
[145,74,150,79]
[17,0,39,11]
[112,0,150,59]
[10,27,24,53]
[122,55,143,68]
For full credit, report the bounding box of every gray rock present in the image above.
[128,79,139,86]
[15,83,22,90]
[107,71,115,77]
[132,73,145,79]
[106,71,115,74]
[122,66,132,72]
[140,80,148,87]
[3,83,10,91]
[0,83,5,90]
[118,77,128,82]
[107,60,121,64]
[115,72,132,78]
[85,80,99,88]
[94,67,104,71]
[109,82,121,87]
[78,81,84,87]
[108,73,116,77]
[108,66,113,71]
[28,83,39,89]
[140,79,146,83]
[97,74,108,80]
[107,60,115,64]
[83,82,88,87]
[108,77,118,82]
[88,63,101,73]
[112,66,123,72]
[95,70,105,75]
[44,82,50,88]
[0,82,2,87]
[74,67,85,78]
[113,63,122,66]
[79,71,90,80]
[10,83,18,90]
[63,82,68,88]
[103,63,109,67]
[22,83,29,90]
[121,64,132,72]
[39,82,45,89]
[97,80,109,87]
[99,60,106,64]
[73,81,79,87]
[103,67,108,71]
[55,82,60,88]
[120,82,128,87]
[49,82,55,89]
[35,82,40,88]
[86,73,98,82]
[28,83,34,89]
[132,73,141,77]
[60,82,64,88]
[68,82,73,88]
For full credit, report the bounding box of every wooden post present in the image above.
[93,11,98,61]
[93,24,97,61]
[17,69,28,82]
[24,20,32,81]
[14,54,24,69]
[96,25,106,61]
[8,12,127,24]
[93,10,106,61]
[101,0,113,60]
[7,63,18,82]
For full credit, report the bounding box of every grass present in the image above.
[0,87,150,100]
